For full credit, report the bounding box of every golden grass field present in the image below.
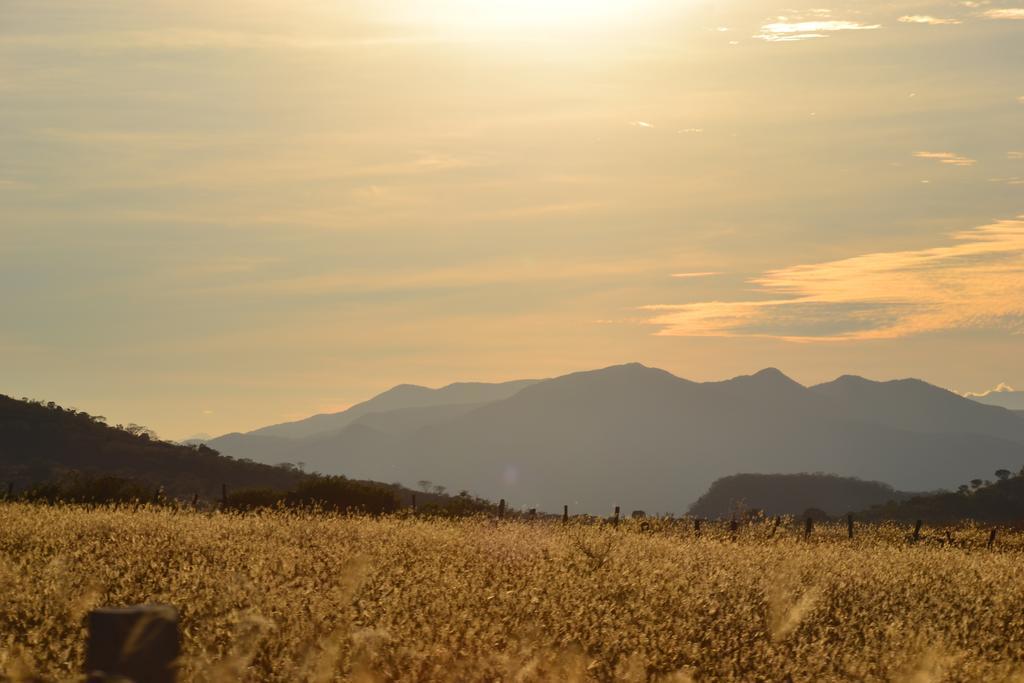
[3,504,1024,682]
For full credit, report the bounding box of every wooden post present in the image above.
[987,527,997,549]
[5,482,12,500]
[729,518,738,539]
[191,493,198,509]
[804,516,813,538]
[912,519,922,543]
[562,505,568,524]
[694,518,702,537]
[847,513,854,540]
[411,493,417,513]
[770,516,780,537]
[498,498,505,520]
[221,483,228,509]
[85,605,180,683]
[613,505,620,525]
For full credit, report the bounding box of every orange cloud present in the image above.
[644,217,1024,342]
[898,15,962,24]
[914,151,976,167]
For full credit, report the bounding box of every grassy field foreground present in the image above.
[3,505,1024,681]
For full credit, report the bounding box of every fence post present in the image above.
[221,483,228,509]
[411,493,417,513]
[847,513,854,540]
[613,506,620,525]
[729,518,738,540]
[770,516,780,537]
[694,518,702,538]
[804,517,813,538]
[912,519,922,544]
[85,605,179,683]
[5,482,12,500]
[987,528,997,549]
[498,498,505,520]
[191,493,198,509]
[563,505,569,524]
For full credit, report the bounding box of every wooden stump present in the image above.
[85,605,180,683]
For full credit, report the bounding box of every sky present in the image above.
[1,0,1022,440]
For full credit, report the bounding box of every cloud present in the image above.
[982,7,1024,18]
[914,151,976,167]
[898,15,962,24]
[630,121,655,128]
[755,18,881,42]
[670,271,721,279]
[1008,151,1024,160]
[643,217,1024,341]
[963,382,1016,397]
[989,176,1024,185]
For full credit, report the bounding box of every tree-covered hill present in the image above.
[0,394,306,500]
[689,472,913,518]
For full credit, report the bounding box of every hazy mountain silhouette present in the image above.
[246,379,539,439]
[208,363,1024,514]
[688,473,913,518]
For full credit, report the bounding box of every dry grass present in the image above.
[2,504,1024,681]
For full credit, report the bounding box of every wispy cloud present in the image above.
[914,151,976,167]
[898,15,962,24]
[630,121,655,128]
[670,271,721,279]
[982,7,1024,18]
[756,16,881,42]
[643,218,1024,341]
[963,382,1016,397]
[1008,151,1024,160]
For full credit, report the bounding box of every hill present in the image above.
[688,473,913,519]
[206,363,1024,515]
[0,395,304,500]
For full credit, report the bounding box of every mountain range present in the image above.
[206,364,1024,515]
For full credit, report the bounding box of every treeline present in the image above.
[227,478,497,517]
[863,467,1024,522]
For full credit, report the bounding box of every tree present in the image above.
[432,485,446,496]
[957,484,970,495]
[417,480,433,492]
[970,479,983,490]
[995,469,1011,481]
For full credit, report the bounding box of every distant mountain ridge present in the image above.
[246,379,540,439]
[206,364,1024,514]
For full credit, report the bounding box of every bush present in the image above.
[226,488,284,510]
[285,476,400,515]
[22,473,155,504]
